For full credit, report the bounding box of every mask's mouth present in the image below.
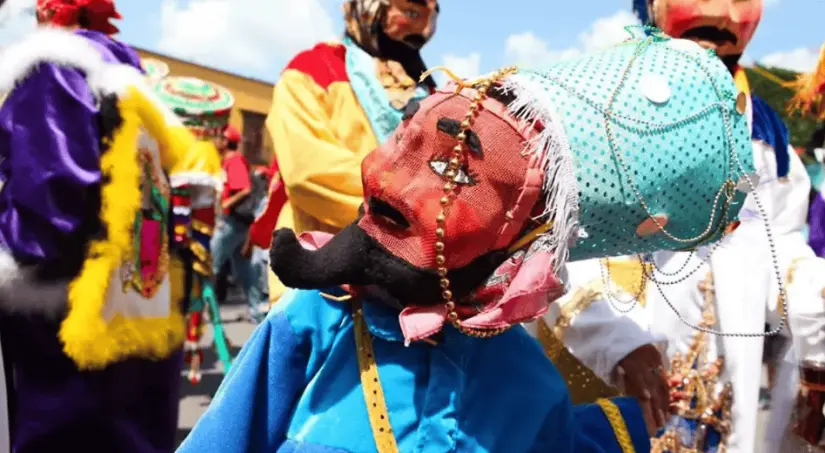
[681,26,738,49]
[367,196,410,230]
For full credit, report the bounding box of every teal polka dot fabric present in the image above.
[512,27,754,260]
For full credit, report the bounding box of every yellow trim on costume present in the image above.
[59,83,196,370]
[602,258,652,307]
[734,67,751,97]
[508,221,553,253]
[539,318,620,404]
[353,298,400,453]
[596,398,636,453]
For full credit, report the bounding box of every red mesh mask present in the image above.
[358,85,544,273]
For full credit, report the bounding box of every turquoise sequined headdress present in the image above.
[497,26,754,263]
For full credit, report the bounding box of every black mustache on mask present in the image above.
[269,223,509,307]
[682,26,738,45]
[404,34,427,48]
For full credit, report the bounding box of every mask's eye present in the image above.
[405,9,420,19]
[429,160,476,186]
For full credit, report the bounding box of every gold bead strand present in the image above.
[434,66,518,339]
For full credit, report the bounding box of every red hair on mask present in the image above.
[36,0,122,35]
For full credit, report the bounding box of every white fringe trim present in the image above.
[500,72,580,273]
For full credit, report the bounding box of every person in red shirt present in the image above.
[211,125,266,322]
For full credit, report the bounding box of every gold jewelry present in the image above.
[421,66,518,339]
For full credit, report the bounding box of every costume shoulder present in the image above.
[0,27,142,100]
[270,287,351,356]
[281,41,349,90]
[751,94,791,178]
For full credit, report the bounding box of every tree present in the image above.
[745,66,819,147]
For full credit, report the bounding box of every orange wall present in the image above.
[134,47,275,160]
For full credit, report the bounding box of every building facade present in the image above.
[135,47,275,164]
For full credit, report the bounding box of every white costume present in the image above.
[528,96,825,453]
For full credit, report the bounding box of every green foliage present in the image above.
[745,66,820,147]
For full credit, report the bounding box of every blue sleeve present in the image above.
[0,63,101,263]
[176,308,308,453]
[177,289,347,453]
[572,397,651,452]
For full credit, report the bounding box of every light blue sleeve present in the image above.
[176,289,347,453]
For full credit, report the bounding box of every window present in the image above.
[241,110,269,164]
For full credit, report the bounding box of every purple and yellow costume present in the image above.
[0,26,203,452]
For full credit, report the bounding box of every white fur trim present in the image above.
[501,72,581,274]
[0,249,20,289]
[0,27,144,98]
[0,248,68,317]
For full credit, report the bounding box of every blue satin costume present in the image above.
[178,287,650,452]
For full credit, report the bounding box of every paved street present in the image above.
[176,293,785,451]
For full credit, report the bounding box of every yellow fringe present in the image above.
[59,85,193,370]
[784,43,825,121]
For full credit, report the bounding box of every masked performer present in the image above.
[0,1,206,450]
[152,75,234,383]
[531,2,825,452]
[177,27,756,452]
[262,0,438,306]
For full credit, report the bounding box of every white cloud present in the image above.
[0,0,36,45]
[505,10,639,67]
[158,0,335,74]
[760,47,819,73]
[441,52,481,79]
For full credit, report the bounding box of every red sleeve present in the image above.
[225,154,251,192]
[249,171,287,249]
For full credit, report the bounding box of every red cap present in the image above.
[37,0,122,35]
[223,125,241,143]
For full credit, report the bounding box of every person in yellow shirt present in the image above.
[262,0,439,304]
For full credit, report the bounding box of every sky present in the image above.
[0,0,823,83]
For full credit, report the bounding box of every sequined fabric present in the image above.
[509,27,754,260]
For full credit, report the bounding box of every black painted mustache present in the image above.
[682,26,738,45]
[269,223,508,307]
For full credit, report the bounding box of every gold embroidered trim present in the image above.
[596,398,636,453]
[539,318,620,404]
[352,298,399,453]
[553,282,603,341]
[602,258,652,307]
